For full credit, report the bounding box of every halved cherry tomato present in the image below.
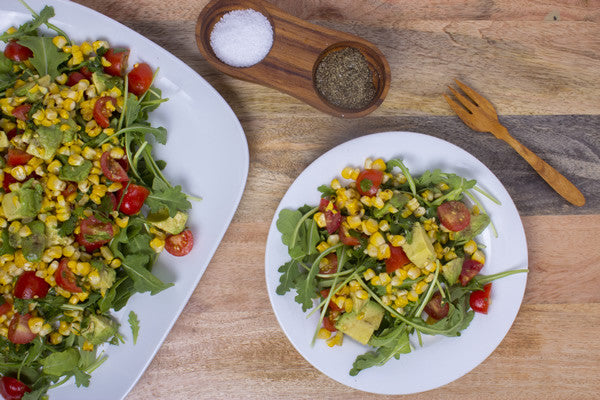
[79,66,93,79]
[6,148,33,167]
[320,289,343,312]
[61,183,78,199]
[6,128,20,140]
[11,104,31,121]
[0,300,12,315]
[66,71,87,86]
[318,253,338,275]
[459,258,484,286]
[165,229,194,256]
[322,314,337,332]
[7,313,36,344]
[117,183,150,215]
[93,96,116,128]
[128,62,153,96]
[437,200,471,232]
[54,259,82,293]
[356,169,383,197]
[100,151,129,182]
[2,174,17,193]
[4,41,33,62]
[339,223,360,246]
[0,376,31,400]
[13,271,49,299]
[385,245,411,274]
[103,48,130,76]
[76,215,114,252]
[319,198,341,234]
[424,291,449,320]
[470,283,492,314]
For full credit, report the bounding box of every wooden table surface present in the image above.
[72,0,599,398]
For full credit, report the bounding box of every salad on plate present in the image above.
[0,4,196,399]
[276,156,526,376]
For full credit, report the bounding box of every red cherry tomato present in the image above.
[13,271,49,299]
[79,66,93,79]
[339,223,360,246]
[459,258,484,286]
[0,376,31,400]
[165,229,194,257]
[117,183,150,215]
[318,253,338,275]
[0,300,12,315]
[93,96,116,129]
[61,183,78,199]
[437,200,471,232]
[356,169,383,197]
[11,104,31,121]
[66,71,88,86]
[470,283,492,314]
[322,314,337,332]
[7,313,36,344]
[320,289,343,312]
[103,48,130,76]
[76,215,114,252]
[424,291,449,320]
[385,245,411,274]
[100,151,129,182]
[4,41,33,62]
[54,259,82,293]
[128,62,153,96]
[318,199,342,234]
[6,148,33,167]
[6,128,20,140]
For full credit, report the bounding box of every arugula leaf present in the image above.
[0,6,54,42]
[145,178,191,217]
[276,260,302,295]
[351,327,411,376]
[121,254,173,295]
[72,368,91,387]
[128,311,140,344]
[317,184,335,197]
[277,209,302,248]
[17,36,69,79]
[41,348,79,376]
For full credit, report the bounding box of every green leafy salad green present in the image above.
[276,157,526,375]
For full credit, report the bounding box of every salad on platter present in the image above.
[276,156,527,376]
[0,3,197,399]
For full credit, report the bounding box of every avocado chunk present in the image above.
[59,159,93,182]
[442,257,464,285]
[401,222,436,269]
[20,220,46,262]
[335,300,385,345]
[147,210,188,235]
[26,125,63,160]
[373,191,410,218]
[1,179,43,220]
[81,314,118,345]
[454,213,491,242]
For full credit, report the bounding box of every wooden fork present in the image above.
[444,79,585,207]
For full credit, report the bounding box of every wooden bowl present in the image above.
[196,0,391,118]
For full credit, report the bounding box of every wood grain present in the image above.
[64,1,600,399]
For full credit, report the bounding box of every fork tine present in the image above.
[447,86,477,113]
[454,79,496,113]
[443,94,484,132]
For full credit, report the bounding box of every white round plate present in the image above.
[1,1,248,399]
[265,131,527,395]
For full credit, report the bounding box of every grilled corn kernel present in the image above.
[389,234,406,247]
[150,237,165,253]
[372,158,386,171]
[318,328,331,339]
[344,297,353,313]
[346,215,361,229]
[407,290,419,302]
[316,242,330,253]
[363,268,376,281]
[407,266,421,280]
[314,212,326,228]
[326,332,343,347]
[369,231,385,247]
[355,289,369,300]
[327,234,339,246]
[471,250,486,265]
[362,218,379,234]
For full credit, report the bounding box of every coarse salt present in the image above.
[209,9,273,68]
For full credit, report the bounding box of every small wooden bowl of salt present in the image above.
[196,0,391,118]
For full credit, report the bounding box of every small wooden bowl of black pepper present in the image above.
[196,0,390,118]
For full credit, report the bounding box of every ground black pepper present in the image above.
[314,47,376,110]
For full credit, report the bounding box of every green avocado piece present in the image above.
[59,159,92,182]
[1,179,43,220]
[401,222,436,269]
[454,214,491,243]
[373,191,410,218]
[81,314,118,345]
[92,71,122,93]
[26,125,63,160]
[442,257,464,285]
[147,210,188,235]
[21,220,46,262]
[335,300,385,345]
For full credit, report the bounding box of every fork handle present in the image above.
[491,124,585,206]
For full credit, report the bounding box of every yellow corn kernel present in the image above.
[62,245,75,258]
[10,165,27,181]
[46,174,66,191]
[333,295,346,310]
[326,234,339,246]
[18,225,32,238]
[366,244,378,258]
[115,216,129,229]
[379,272,391,285]
[313,212,326,228]
[359,195,372,207]
[28,317,45,334]
[471,250,486,265]
[413,206,426,218]
[109,147,125,159]
[110,258,122,268]
[346,215,361,230]
[362,218,379,235]
[39,323,52,336]
[341,166,354,179]
[444,250,458,261]
[344,297,353,313]
[355,289,369,300]
[326,332,343,347]
[371,158,386,171]
[50,332,63,345]
[87,269,100,287]
[406,197,419,212]
[100,246,114,262]
[438,182,450,191]
[370,275,382,286]
[363,268,376,281]
[316,242,330,253]
[363,158,373,169]
[372,196,385,209]
[369,231,385,247]
[52,35,67,49]
[67,153,84,166]
[407,266,421,280]
[394,296,408,308]
[379,189,393,201]
[344,199,360,215]
[389,234,406,247]
[317,328,331,340]
[415,280,428,294]
[407,290,419,302]
[81,146,97,160]
[82,341,94,351]
[378,243,391,259]
[330,178,341,190]
[150,237,165,253]
[400,208,412,218]
[75,262,91,276]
